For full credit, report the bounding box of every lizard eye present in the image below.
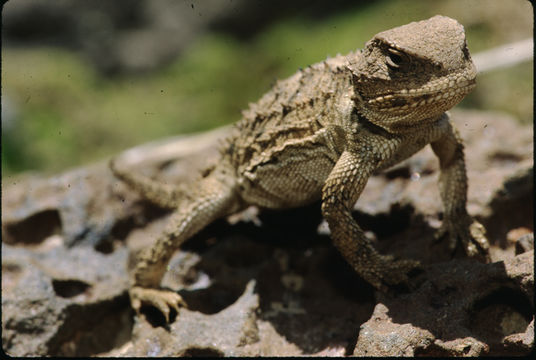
[462,41,471,60]
[386,48,409,70]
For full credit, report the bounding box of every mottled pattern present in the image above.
[110,15,489,321]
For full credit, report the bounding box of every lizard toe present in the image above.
[362,255,421,289]
[382,257,422,285]
[129,286,186,323]
[464,220,490,262]
[434,217,490,262]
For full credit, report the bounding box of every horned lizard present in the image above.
[110,15,489,322]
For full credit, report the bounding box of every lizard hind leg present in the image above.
[128,165,242,322]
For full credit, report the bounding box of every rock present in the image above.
[354,303,436,357]
[354,251,534,356]
[1,241,130,356]
[1,110,533,356]
[515,233,534,255]
[114,280,259,357]
[503,319,534,353]
[1,127,227,250]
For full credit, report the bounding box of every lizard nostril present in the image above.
[392,98,407,107]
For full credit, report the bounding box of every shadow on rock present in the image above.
[355,252,534,356]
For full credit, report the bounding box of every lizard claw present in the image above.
[359,255,422,292]
[434,216,490,262]
[129,286,187,323]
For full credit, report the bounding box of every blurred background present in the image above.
[2,0,533,178]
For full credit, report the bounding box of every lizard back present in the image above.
[226,52,360,173]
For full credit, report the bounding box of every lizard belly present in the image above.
[237,145,337,209]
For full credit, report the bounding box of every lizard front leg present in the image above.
[321,150,420,291]
[430,121,489,261]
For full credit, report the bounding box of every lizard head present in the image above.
[348,15,477,133]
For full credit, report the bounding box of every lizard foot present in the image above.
[359,255,422,292]
[434,216,490,262]
[129,286,187,323]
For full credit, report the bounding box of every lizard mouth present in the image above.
[364,73,476,111]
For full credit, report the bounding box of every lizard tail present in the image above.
[109,157,189,209]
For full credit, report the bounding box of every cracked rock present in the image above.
[2,110,533,356]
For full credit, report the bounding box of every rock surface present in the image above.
[2,242,130,356]
[1,109,533,356]
[354,251,534,356]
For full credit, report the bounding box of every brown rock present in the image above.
[1,110,533,356]
[1,243,130,356]
[356,251,534,356]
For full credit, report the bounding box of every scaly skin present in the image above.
[110,15,489,321]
